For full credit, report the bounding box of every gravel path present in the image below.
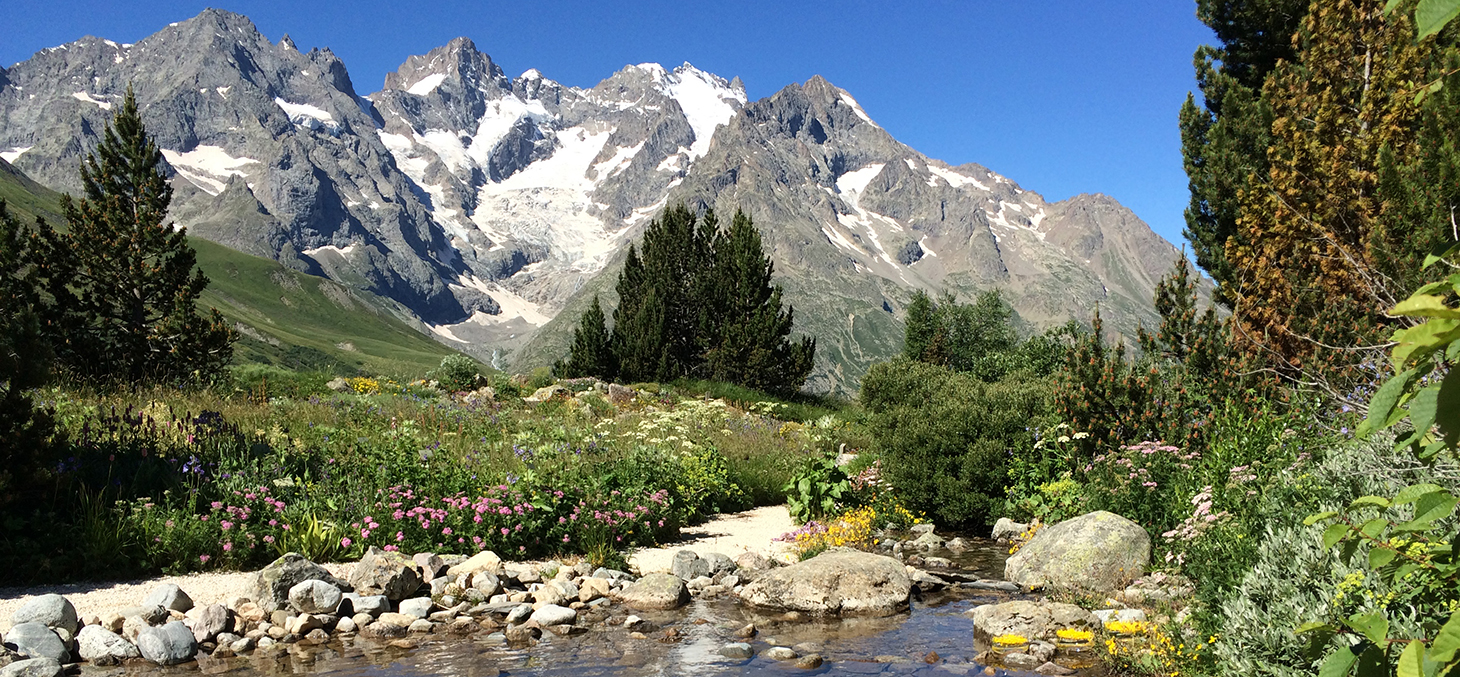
[628,504,797,574]
[0,506,796,632]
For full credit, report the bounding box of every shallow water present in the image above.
[96,540,1087,677]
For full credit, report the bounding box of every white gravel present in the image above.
[629,504,796,574]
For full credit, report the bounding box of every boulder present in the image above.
[1004,511,1150,592]
[578,577,610,602]
[75,625,140,664]
[469,572,502,597]
[445,550,503,579]
[412,553,447,582]
[524,385,567,402]
[720,642,753,659]
[9,596,78,636]
[992,517,1029,541]
[735,551,774,574]
[135,621,197,666]
[326,377,350,392]
[398,598,434,619]
[671,551,712,580]
[965,601,1097,642]
[531,584,568,607]
[2,623,68,663]
[289,580,343,614]
[186,604,233,643]
[910,531,945,550]
[0,658,63,677]
[142,583,194,613]
[738,550,912,617]
[342,593,389,617]
[528,605,576,627]
[349,547,423,601]
[616,573,690,610]
[251,552,348,612]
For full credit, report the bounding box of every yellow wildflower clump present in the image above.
[349,377,381,395]
[1099,620,1209,677]
[1056,628,1094,642]
[992,634,1030,647]
[1104,620,1149,635]
[787,506,878,558]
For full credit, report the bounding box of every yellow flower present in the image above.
[1105,620,1148,635]
[1056,629,1094,641]
[992,634,1029,646]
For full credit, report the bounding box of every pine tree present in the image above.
[0,201,55,496]
[704,211,815,393]
[1180,0,1306,303]
[34,85,233,384]
[1226,1,1425,386]
[1137,254,1227,380]
[558,295,616,380]
[611,246,664,383]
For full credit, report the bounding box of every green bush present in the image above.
[228,364,332,400]
[861,358,1053,530]
[429,354,484,393]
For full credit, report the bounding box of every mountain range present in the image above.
[0,9,1196,392]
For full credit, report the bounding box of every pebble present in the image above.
[765,646,798,660]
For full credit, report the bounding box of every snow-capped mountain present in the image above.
[0,9,1198,391]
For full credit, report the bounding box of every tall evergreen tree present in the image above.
[0,200,55,497]
[34,85,233,384]
[611,246,665,383]
[902,290,936,361]
[1179,0,1307,304]
[558,295,616,380]
[703,211,815,394]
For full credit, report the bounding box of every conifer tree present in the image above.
[903,290,935,361]
[34,85,233,384]
[703,211,815,393]
[0,201,55,493]
[558,295,616,380]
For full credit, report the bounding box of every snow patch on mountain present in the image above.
[406,72,446,96]
[1,147,32,163]
[274,98,338,133]
[161,145,260,195]
[661,64,745,159]
[71,91,112,110]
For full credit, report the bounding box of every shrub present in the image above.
[862,358,1053,530]
[430,354,484,393]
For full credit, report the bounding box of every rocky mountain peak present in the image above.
[382,37,509,97]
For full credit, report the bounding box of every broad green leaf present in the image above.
[1325,522,1353,549]
[1299,621,1338,634]
[1398,640,1426,677]
[1397,562,1422,580]
[1347,612,1390,648]
[1319,645,1359,677]
[1430,612,1460,663]
[1396,484,1446,505]
[1414,491,1459,525]
[1355,645,1391,677]
[1370,546,1398,568]
[1392,320,1460,368]
[1343,537,1363,564]
[1361,518,1390,539]
[1440,370,1460,448]
[1419,0,1460,38]
[1362,369,1420,436]
[1415,280,1454,296]
[1392,295,1460,319]
[1412,386,1442,438]
[1350,496,1393,510]
[1385,0,1406,13]
[1307,510,1341,525]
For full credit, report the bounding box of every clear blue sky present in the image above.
[2,1,1217,248]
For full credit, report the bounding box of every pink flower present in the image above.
[220,521,233,531]
[396,531,404,542]
[562,535,570,543]
[442,527,453,536]
[341,537,352,548]
[263,535,275,543]
[199,554,211,563]
[501,527,509,535]
[223,542,233,552]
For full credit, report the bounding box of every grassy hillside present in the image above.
[1,158,457,378]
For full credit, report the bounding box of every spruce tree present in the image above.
[0,201,55,495]
[35,85,233,384]
[903,290,935,361]
[558,295,616,380]
[703,211,815,393]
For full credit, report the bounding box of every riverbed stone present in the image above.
[617,573,690,610]
[446,550,503,579]
[469,572,502,597]
[186,604,233,643]
[0,658,63,677]
[9,596,78,637]
[671,550,712,580]
[796,653,825,669]
[739,550,912,617]
[765,646,798,660]
[342,593,389,617]
[3,623,68,663]
[349,547,422,601]
[288,580,342,614]
[75,625,139,664]
[578,577,610,602]
[529,605,576,627]
[398,598,434,619]
[412,553,447,582]
[1004,511,1150,592]
[992,517,1028,541]
[136,621,197,665]
[965,601,1098,642]
[720,642,753,659]
[252,553,348,613]
[143,584,193,613]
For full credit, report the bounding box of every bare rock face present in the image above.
[349,547,423,601]
[965,600,1098,642]
[1004,511,1150,592]
[738,550,911,617]
[616,574,690,611]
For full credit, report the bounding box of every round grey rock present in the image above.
[0,657,63,677]
[1004,511,1151,592]
[76,625,140,664]
[143,583,193,613]
[617,573,690,610]
[738,550,912,617]
[764,646,798,660]
[288,579,342,614]
[136,621,197,665]
[720,642,753,659]
[528,605,576,627]
[3,623,69,663]
[9,596,78,636]
[398,597,434,619]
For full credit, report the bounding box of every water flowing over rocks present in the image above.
[1004,511,1150,592]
